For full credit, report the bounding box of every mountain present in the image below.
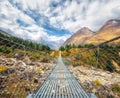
[85,19,120,45]
[100,19,120,30]
[63,27,94,46]
[64,19,120,46]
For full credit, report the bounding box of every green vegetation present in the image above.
[0,31,54,98]
[60,44,120,73]
[112,84,120,92]
[112,84,120,97]
[59,44,95,51]
[0,31,50,51]
[0,31,52,62]
[93,79,102,86]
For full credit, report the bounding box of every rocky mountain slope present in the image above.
[85,19,120,45]
[64,27,94,46]
[64,19,120,46]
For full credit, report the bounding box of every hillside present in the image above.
[0,30,54,98]
[0,30,50,51]
[85,19,120,45]
[0,30,52,61]
[58,44,120,98]
[63,27,94,46]
[64,19,120,46]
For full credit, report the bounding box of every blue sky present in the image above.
[0,0,120,49]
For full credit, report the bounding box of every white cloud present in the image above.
[7,0,120,32]
[0,0,120,49]
[46,34,70,49]
[0,1,48,43]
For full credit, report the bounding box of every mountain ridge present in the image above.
[63,19,120,46]
[63,27,94,46]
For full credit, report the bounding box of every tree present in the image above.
[84,44,94,48]
[78,45,83,48]
[65,44,72,51]
[59,46,65,51]
[72,44,76,48]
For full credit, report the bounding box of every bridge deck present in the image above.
[32,54,93,98]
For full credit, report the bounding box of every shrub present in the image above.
[40,56,50,63]
[93,79,102,86]
[36,67,42,73]
[112,84,120,92]
[0,66,7,72]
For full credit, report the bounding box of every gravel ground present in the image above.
[68,65,120,98]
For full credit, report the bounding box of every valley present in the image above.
[0,19,120,98]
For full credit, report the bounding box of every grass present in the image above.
[59,46,120,73]
[112,84,120,97]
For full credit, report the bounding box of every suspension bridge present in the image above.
[29,52,96,98]
[27,36,120,98]
[0,31,120,98]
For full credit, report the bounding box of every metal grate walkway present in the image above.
[31,53,95,98]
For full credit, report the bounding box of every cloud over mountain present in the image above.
[0,0,120,49]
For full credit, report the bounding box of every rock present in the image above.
[69,65,120,98]
[95,85,114,98]
[0,56,55,98]
[24,56,31,64]
[34,79,38,83]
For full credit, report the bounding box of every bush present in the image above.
[59,46,65,51]
[112,84,120,92]
[36,67,42,73]
[93,79,102,86]
[40,56,50,63]
[0,66,7,72]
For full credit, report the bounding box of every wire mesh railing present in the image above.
[0,35,41,98]
[77,37,120,73]
[0,32,120,98]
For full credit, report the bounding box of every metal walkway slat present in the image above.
[32,53,91,98]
